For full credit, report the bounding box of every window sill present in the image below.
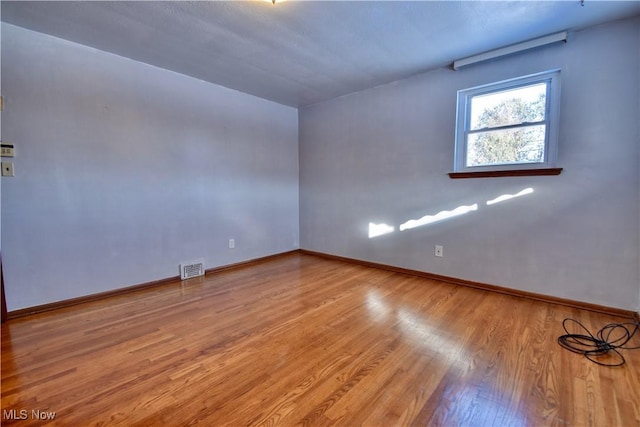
[448,168,563,179]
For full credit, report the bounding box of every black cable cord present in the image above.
[557,318,640,367]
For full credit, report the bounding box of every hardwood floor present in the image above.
[2,253,639,426]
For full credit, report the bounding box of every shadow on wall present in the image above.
[368,188,534,239]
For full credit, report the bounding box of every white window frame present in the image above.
[454,69,561,173]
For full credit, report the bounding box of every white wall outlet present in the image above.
[229,238,235,249]
[1,162,15,177]
[435,245,444,257]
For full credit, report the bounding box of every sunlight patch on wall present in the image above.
[369,187,534,238]
[486,188,534,206]
[368,222,395,238]
[399,204,478,231]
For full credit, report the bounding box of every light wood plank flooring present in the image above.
[2,253,639,426]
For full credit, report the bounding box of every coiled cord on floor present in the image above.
[557,318,640,366]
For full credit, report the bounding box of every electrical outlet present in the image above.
[229,238,235,249]
[1,162,14,177]
[435,245,443,257]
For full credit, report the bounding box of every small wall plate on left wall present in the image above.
[1,162,15,177]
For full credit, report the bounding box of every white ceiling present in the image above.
[2,1,639,107]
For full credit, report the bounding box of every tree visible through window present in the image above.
[454,70,560,173]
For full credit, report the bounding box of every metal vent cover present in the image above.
[180,259,205,280]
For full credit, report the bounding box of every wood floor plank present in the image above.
[2,253,639,426]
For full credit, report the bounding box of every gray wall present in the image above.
[2,18,639,314]
[300,17,640,311]
[1,24,299,311]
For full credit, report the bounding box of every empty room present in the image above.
[1,1,639,426]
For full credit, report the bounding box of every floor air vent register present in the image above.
[180,259,205,280]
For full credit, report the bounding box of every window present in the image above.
[454,70,561,175]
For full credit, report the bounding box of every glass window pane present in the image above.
[469,83,547,130]
[466,125,546,167]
